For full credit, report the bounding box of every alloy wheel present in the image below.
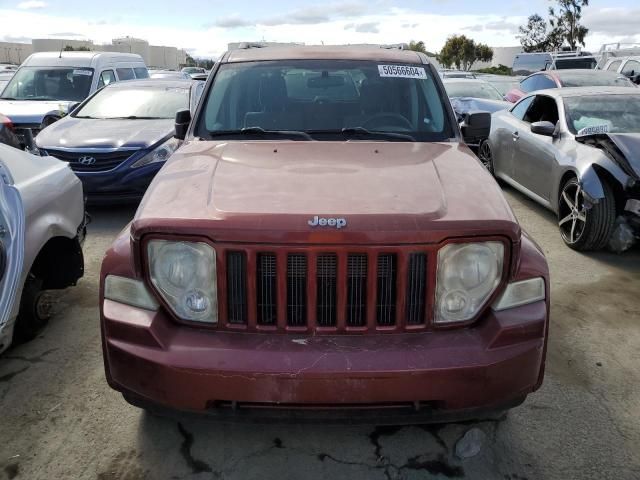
[558,182,588,245]
[478,141,493,173]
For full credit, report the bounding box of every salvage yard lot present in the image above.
[1,186,639,480]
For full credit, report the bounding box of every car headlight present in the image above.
[147,240,217,324]
[131,137,181,168]
[435,242,504,324]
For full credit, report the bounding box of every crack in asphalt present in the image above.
[4,347,59,364]
[176,423,215,475]
[0,366,29,383]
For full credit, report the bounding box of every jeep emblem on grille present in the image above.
[308,216,347,229]
[78,156,96,166]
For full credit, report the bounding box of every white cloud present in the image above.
[17,1,47,9]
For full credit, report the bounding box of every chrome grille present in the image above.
[44,149,135,172]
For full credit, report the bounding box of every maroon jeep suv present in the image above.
[100,46,549,423]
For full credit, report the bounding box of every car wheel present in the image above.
[13,274,53,343]
[558,177,616,251]
[478,141,494,175]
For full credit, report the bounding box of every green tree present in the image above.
[549,0,589,49]
[437,35,493,71]
[518,14,551,52]
[408,40,427,53]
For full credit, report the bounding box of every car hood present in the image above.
[36,117,173,150]
[0,100,75,125]
[450,97,512,115]
[576,133,640,180]
[132,141,520,245]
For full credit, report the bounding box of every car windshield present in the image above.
[483,78,520,96]
[559,72,633,87]
[196,60,453,142]
[0,66,94,101]
[74,85,189,119]
[554,57,598,70]
[444,81,504,100]
[564,94,640,134]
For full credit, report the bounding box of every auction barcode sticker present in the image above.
[378,65,427,79]
[73,69,93,76]
[576,124,610,136]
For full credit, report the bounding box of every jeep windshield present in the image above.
[0,67,94,102]
[196,60,454,142]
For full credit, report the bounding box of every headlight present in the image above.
[130,137,181,168]
[435,242,504,324]
[492,278,545,311]
[148,240,217,324]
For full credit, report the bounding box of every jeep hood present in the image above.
[133,141,520,244]
[36,117,173,150]
[0,100,75,125]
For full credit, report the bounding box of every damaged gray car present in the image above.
[485,87,640,251]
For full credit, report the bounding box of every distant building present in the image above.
[0,37,188,69]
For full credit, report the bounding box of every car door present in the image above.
[493,95,535,180]
[512,94,560,202]
[0,160,25,337]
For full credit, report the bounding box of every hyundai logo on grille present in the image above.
[308,216,347,229]
[78,156,96,166]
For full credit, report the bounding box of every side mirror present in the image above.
[175,109,191,140]
[531,121,556,137]
[460,111,491,144]
[632,73,640,85]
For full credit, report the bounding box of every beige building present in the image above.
[0,37,187,70]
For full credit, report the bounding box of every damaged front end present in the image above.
[576,133,640,252]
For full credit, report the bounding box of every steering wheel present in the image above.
[361,113,413,131]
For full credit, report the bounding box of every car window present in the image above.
[564,94,640,134]
[606,60,622,72]
[97,70,116,89]
[553,57,598,70]
[512,54,550,76]
[523,95,559,125]
[0,66,94,101]
[190,82,205,112]
[116,68,135,81]
[558,72,633,87]
[510,96,535,120]
[621,60,640,76]
[74,85,190,119]
[134,67,150,79]
[520,76,538,93]
[196,60,454,142]
[444,81,504,100]
[536,75,557,90]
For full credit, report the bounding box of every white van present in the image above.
[0,52,148,145]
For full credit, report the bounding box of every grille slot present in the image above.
[346,254,368,327]
[257,253,277,325]
[287,254,307,326]
[316,254,337,326]
[406,253,427,325]
[44,149,135,172]
[376,254,397,326]
[226,252,247,324]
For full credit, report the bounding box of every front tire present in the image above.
[558,177,616,251]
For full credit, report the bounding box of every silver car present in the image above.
[0,144,86,353]
[485,87,640,251]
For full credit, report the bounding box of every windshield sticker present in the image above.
[576,124,610,136]
[378,65,427,79]
[73,69,93,76]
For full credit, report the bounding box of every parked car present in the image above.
[440,70,477,79]
[505,69,635,103]
[100,46,550,422]
[0,71,14,94]
[0,113,20,149]
[477,74,522,96]
[181,67,206,76]
[36,79,204,203]
[0,52,148,144]
[602,56,640,84]
[512,51,597,76]
[150,70,191,80]
[443,78,511,151]
[0,64,18,72]
[0,144,86,353]
[485,87,640,251]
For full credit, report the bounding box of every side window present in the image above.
[607,60,622,72]
[116,68,135,81]
[191,82,205,112]
[537,75,557,90]
[621,60,640,76]
[520,76,538,93]
[510,96,535,120]
[134,67,149,79]
[97,70,116,89]
[522,95,559,125]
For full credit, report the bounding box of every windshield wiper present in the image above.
[113,116,161,120]
[208,127,313,141]
[306,127,415,141]
[0,97,17,100]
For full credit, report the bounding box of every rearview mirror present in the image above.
[531,121,556,137]
[460,111,491,144]
[175,109,191,140]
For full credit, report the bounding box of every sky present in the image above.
[0,0,638,59]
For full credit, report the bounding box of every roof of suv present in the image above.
[225,46,427,64]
